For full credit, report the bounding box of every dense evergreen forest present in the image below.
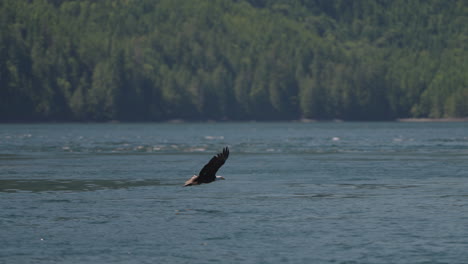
[1,0,467,121]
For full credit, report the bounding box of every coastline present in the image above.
[2,117,468,124]
[397,118,468,122]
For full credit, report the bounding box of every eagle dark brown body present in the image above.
[184,147,229,186]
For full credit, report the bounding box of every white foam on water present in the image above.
[204,136,224,140]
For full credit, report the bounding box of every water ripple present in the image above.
[0,179,166,193]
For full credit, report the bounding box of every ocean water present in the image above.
[1,122,467,264]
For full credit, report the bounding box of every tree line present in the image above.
[1,0,467,121]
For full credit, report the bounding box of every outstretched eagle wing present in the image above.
[197,147,229,183]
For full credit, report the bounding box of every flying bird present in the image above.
[184,147,230,186]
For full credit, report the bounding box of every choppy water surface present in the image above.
[1,122,468,263]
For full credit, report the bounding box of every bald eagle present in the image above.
[184,147,230,186]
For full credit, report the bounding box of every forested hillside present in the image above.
[1,0,467,121]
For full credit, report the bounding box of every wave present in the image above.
[0,179,169,193]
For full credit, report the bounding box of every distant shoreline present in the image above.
[397,118,468,122]
[1,118,468,124]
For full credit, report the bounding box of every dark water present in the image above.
[1,122,468,263]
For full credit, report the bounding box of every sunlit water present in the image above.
[1,122,468,263]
